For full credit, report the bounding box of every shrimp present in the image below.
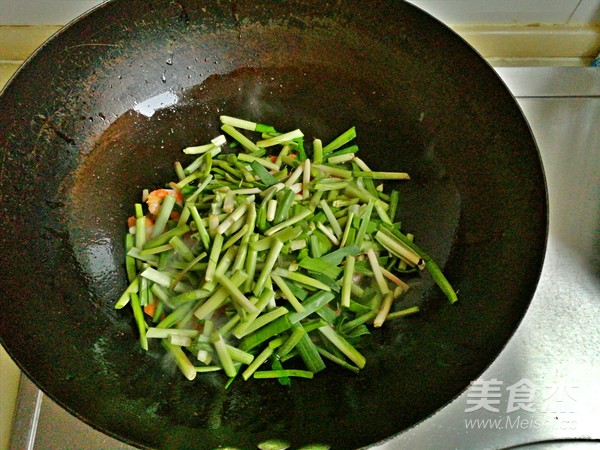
[128,216,156,239]
[145,186,184,216]
[144,216,155,239]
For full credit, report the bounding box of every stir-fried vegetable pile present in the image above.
[117,115,457,384]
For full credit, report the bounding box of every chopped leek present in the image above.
[118,116,456,385]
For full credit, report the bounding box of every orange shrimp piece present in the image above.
[146,187,183,215]
[143,298,165,320]
[146,189,169,215]
[127,214,154,226]
[144,216,155,239]
[168,182,185,204]
[143,302,157,317]
[127,215,155,239]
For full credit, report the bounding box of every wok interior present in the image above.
[0,1,547,448]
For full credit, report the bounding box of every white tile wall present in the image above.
[569,0,600,23]
[405,0,596,24]
[0,0,599,25]
[0,0,105,25]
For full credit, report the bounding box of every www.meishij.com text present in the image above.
[465,415,577,431]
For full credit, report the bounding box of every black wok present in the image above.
[0,1,547,448]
